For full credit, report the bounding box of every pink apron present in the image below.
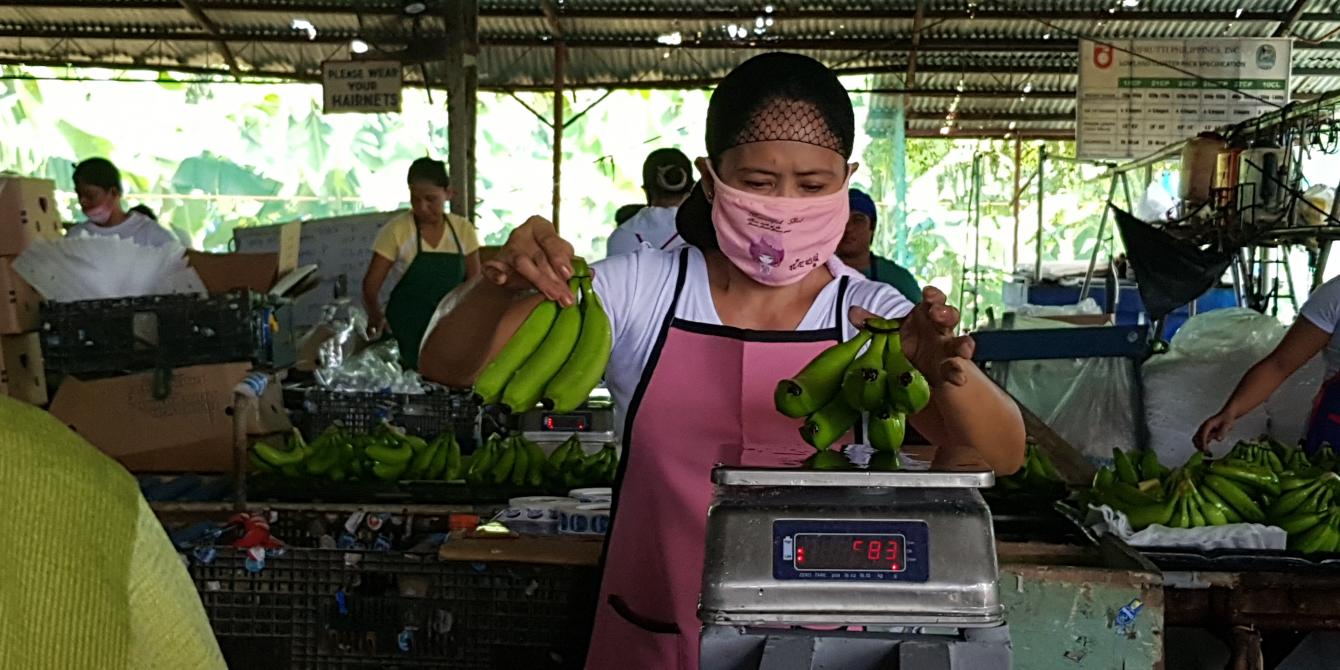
[585,249,853,670]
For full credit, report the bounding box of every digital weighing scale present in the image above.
[699,467,1011,670]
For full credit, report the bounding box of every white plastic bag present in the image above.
[1087,504,1287,550]
[1144,309,1292,465]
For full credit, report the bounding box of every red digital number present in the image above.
[851,540,863,553]
[867,541,882,561]
[884,541,900,561]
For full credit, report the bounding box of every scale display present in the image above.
[540,412,591,432]
[774,519,929,582]
[793,533,907,572]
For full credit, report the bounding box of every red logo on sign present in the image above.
[1094,44,1114,69]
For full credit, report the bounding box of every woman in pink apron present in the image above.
[1198,276,1340,454]
[420,52,1026,670]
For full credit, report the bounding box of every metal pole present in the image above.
[971,153,983,326]
[1079,173,1120,302]
[445,0,479,219]
[892,94,909,265]
[1012,136,1021,272]
[551,40,566,229]
[1034,143,1045,285]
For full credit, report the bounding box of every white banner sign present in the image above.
[322,60,402,114]
[1077,39,1291,161]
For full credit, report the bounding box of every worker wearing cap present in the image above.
[838,188,922,303]
[604,148,694,257]
[0,396,225,670]
[69,158,182,248]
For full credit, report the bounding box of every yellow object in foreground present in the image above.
[0,397,225,670]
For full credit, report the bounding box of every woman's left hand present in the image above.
[850,286,975,387]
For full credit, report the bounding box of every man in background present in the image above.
[604,148,694,257]
[838,188,921,303]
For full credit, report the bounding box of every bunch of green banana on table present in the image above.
[1092,449,1279,531]
[464,432,617,490]
[249,423,463,483]
[473,258,612,414]
[775,317,930,465]
[996,441,1066,495]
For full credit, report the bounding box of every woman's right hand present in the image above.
[366,313,390,340]
[1194,411,1234,453]
[482,216,578,307]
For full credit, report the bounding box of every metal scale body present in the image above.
[699,467,1010,670]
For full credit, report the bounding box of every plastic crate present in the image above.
[188,548,597,670]
[40,290,295,375]
[289,387,479,449]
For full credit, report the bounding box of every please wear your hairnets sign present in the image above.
[322,60,403,113]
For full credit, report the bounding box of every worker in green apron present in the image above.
[363,157,481,369]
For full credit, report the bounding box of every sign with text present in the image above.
[322,60,402,113]
[1078,39,1291,160]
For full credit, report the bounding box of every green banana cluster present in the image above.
[473,259,612,414]
[774,318,930,460]
[996,441,1065,495]
[465,433,617,490]
[249,423,463,483]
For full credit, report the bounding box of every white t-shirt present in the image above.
[604,207,687,258]
[69,212,182,248]
[591,247,916,431]
[1300,275,1340,379]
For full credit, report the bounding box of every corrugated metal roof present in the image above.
[1,0,1339,134]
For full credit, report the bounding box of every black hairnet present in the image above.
[73,158,121,192]
[407,157,450,188]
[678,52,855,250]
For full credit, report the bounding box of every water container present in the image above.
[1179,132,1225,204]
[1239,141,1286,211]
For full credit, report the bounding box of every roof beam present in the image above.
[1275,0,1314,38]
[176,0,240,80]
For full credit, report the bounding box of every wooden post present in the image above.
[445,0,479,219]
[892,94,909,266]
[552,40,566,230]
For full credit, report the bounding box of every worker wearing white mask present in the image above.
[604,148,695,257]
[69,158,180,248]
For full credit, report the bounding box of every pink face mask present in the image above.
[705,163,851,286]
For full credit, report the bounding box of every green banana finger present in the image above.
[1193,489,1228,526]
[492,440,519,485]
[502,279,584,413]
[1290,513,1336,553]
[800,395,862,450]
[1203,473,1267,522]
[884,333,931,415]
[868,407,906,453]
[840,333,889,412]
[1106,482,1160,508]
[1093,467,1116,490]
[775,330,873,418]
[525,439,547,487]
[474,300,561,405]
[1139,449,1169,481]
[542,278,613,413]
[1124,498,1176,530]
[444,436,464,480]
[1200,485,1242,524]
[1186,492,1208,527]
[1279,511,1324,536]
[254,442,305,467]
[549,434,580,469]
[1210,461,1281,497]
[427,438,449,479]
[366,442,414,466]
[249,452,276,474]
[1268,477,1329,519]
[511,439,532,487]
[1169,495,1190,529]
[371,461,407,481]
[1113,449,1139,485]
[408,440,438,478]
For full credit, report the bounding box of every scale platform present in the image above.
[699,467,1003,628]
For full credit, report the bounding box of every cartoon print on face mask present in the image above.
[748,234,785,274]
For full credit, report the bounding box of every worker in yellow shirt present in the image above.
[0,396,225,670]
[363,157,481,369]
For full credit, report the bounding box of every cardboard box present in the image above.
[187,221,300,295]
[1,332,47,405]
[0,257,39,334]
[48,362,262,472]
[0,177,63,256]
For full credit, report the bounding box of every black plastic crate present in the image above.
[40,290,295,375]
[289,387,479,449]
[187,548,597,670]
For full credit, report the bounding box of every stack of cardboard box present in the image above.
[48,230,301,473]
[0,177,63,406]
